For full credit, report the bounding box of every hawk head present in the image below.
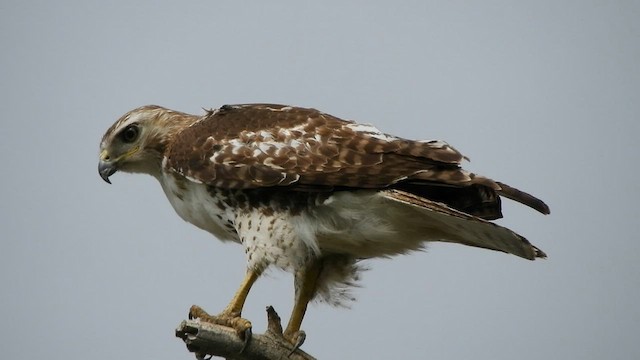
[99,105,196,183]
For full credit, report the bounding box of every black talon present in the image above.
[195,353,211,360]
[239,327,252,354]
[288,330,306,357]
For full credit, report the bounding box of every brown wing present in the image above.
[165,104,549,218]
[166,104,467,186]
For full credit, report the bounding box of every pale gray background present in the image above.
[1,1,638,359]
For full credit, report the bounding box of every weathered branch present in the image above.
[175,306,317,360]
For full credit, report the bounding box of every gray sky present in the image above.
[1,1,639,359]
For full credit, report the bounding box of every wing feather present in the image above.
[166,104,469,188]
[165,104,549,216]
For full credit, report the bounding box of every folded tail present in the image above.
[383,189,547,260]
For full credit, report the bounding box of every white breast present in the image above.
[235,211,313,271]
[159,171,239,243]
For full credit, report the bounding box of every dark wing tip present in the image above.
[533,246,548,259]
[496,182,550,215]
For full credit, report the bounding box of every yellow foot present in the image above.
[189,305,252,351]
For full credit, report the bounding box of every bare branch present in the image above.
[175,306,317,360]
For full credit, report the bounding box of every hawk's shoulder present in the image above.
[184,104,333,140]
[165,104,346,187]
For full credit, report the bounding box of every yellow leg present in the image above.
[222,269,260,316]
[284,261,321,341]
[188,268,260,344]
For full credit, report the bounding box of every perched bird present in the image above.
[99,104,549,350]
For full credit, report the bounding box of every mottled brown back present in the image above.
[165,104,549,219]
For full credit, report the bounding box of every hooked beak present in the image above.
[98,160,117,184]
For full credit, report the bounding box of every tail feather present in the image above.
[383,189,546,260]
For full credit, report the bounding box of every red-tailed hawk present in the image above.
[99,104,549,350]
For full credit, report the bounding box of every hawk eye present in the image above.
[120,125,139,143]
